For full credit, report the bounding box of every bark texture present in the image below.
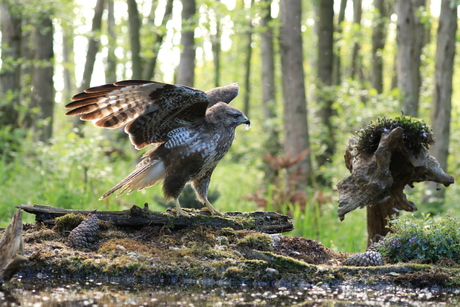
[350,0,363,80]
[176,0,196,86]
[0,210,27,284]
[395,0,425,117]
[31,15,54,143]
[17,204,294,234]
[127,0,142,79]
[0,1,22,129]
[425,0,457,204]
[371,0,388,93]
[279,0,312,182]
[316,0,335,175]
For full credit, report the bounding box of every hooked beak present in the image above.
[242,118,250,130]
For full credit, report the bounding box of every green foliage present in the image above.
[356,116,435,155]
[378,214,460,264]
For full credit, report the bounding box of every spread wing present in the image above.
[65,80,210,150]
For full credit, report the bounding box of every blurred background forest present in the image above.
[1,0,459,252]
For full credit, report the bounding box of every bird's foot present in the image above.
[174,207,191,217]
[201,206,223,216]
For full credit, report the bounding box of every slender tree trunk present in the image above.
[315,0,335,184]
[106,0,117,83]
[210,1,222,87]
[260,0,276,120]
[0,1,22,130]
[279,0,312,184]
[260,0,280,182]
[350,0,362,80]
[371,0,388,93]
[74,0,105,130]
[395,0,425,117]
[127,0,142,79]
[31,15,54,143]
[176,0,196,86]
[243,0,254,117]
[144,0,173,80]
[425,0,457,205]
[333,0,347,86]
[62,26,75,103]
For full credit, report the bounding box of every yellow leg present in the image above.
[174,199,188,217]
[202,199,223,216]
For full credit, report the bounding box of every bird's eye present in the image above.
[232,113,240,119]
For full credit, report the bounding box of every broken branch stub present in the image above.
[0,210,28,284]
[337,127,454,221]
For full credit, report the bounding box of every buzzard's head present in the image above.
[207,102,250,129]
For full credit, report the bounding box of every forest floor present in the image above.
[11,208,460,289]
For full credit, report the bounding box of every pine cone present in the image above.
[343,251,384,267]
[67,213,99,248]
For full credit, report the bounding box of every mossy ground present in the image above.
[16,214,460,288]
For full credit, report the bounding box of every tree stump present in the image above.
[337,127,454,246]
[0,210,27,284]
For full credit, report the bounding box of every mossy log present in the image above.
[337,127,454,244]
[0,210,28,284]
[16,204,293,234]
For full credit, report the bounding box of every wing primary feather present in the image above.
[205,83,239,106]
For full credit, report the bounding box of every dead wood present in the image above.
[337,127,454,244]
[0,210,28,284]
[16,204,293,234]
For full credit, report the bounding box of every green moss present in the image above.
[219,227,237,237]
[54,213,85,233]
[356,116,434,155]
[237,233,273,251]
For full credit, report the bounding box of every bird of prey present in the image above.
[65,80,250,216]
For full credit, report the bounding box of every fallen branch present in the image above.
[16,204,293,234]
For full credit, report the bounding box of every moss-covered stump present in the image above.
[11,218,460,288]
[337,119,454,244]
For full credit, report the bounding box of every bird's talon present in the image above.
[174,208,189,217]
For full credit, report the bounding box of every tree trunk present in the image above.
[31,15,54,143]
[350,0,362,80]
[74,0,105,130]
[144,0,173,80]
[176,0,196,86]
[62,26,75,103]
[260,0,280,183]
[0,1,22,130]
[315,0,335,182]
[332,0,347,86]
[395,0,425,117]
[425,0,457,206]
[127,0,142,79]
[279,0,312,184]
[243,0,254,117]
[106,0,117,84]
[210,1,222,87]
[371,0,388,94]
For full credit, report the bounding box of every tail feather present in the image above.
[100,160,166,200]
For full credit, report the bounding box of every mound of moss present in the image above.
[356,117,434,155]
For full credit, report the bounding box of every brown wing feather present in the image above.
[64,80,210,149]
[205,83,239,106]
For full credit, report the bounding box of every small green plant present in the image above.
[378,213,460,264]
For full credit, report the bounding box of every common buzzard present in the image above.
[65,80,250,216]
